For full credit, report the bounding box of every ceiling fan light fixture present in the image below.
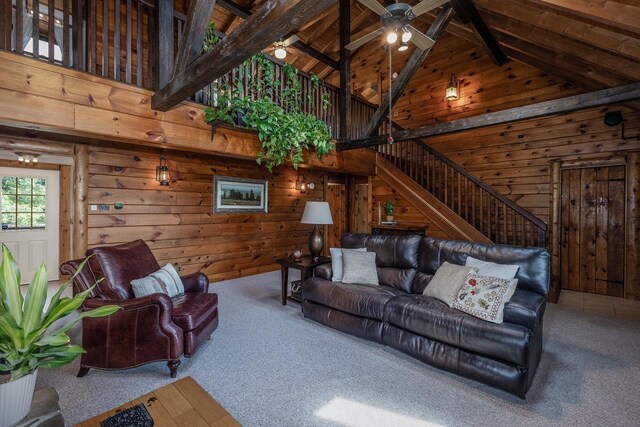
[386,30,398,44]
[274,41,287,59]
[398,41,409,52]
[401,27,412,43]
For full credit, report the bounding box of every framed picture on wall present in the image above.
[213,176,268,213]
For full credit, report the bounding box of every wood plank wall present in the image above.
[87,143,327,282]
[426,107,640,226]
[371,175,452,240]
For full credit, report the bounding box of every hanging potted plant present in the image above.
[0,245,119,426]
[204,53,333,172]
[384,200,396,222]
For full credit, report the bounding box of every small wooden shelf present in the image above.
[369,223,427,236]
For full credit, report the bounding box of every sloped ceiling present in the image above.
[185,0,640,128]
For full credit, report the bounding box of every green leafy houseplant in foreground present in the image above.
[0,244,120,380]
[204,53,334,172]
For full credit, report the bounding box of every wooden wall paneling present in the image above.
[59,164,72,265]
[73,144,89,258]
[347,175,370,234]
[86,144,331,281]
[626,152,640,300]
[579,167,596,293]
[325,182,346,250]
[549,161,561,302]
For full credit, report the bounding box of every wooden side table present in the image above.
[277,255,331,305]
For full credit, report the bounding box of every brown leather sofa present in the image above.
[60,239,219,378]
[302,234,550,398]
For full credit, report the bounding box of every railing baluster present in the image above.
[48,0,55,62]
[32,0,39,58]
[136,0,143,86]
[16,0,24,54]
[125,0,132,83]
[63,0,70,67]
[102,0,108,77]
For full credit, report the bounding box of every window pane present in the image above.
[1,194,16,213]
[33,179,46,195]
[17,195,31,212]
[1,213,16,229]
[32,213,46,228]
[17,213,31,228]
[2,177,16,194]
[17,178,32,194]
[32,196,46,213]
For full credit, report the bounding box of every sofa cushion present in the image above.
[423,262,477,306]
[415,237,550,296]
[131,263,185,298]
[302,277,405,320]
[330,247,366,282]
[341,233,421,293]
[172,292,218,332]
[384,294,533,366]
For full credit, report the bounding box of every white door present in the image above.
[0,167,60,283]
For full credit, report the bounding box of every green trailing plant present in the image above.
[204,53,333,172]
[384,200,395,216]
[202,22,219,52]
[0,244,120,381]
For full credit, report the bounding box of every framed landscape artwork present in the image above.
[213,176,268,213]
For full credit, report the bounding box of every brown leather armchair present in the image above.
[60,239,218,378]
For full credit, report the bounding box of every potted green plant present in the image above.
[0,244,119,426]
[384,200,396,222]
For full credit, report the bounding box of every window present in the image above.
[1,177,47,230]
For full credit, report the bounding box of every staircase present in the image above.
[375,138,547,248]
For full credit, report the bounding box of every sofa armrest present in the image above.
[181,273,209,293]
[314,263,333,281]
[84,293,175,326]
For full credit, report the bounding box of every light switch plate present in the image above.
[99,204,111,211]
[90,205,98,211]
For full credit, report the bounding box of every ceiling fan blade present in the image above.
[283,35,300,47]
[407,26,436,50]
[411,0,450,17]
[356,0,389,17]
[345,27,385,50]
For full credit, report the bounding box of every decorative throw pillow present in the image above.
[465,256,519,280]
[341,250,378,286]
[423,262,478,306]
[330,247,366,282]
[451,272,518,324]
[131,263,185,298]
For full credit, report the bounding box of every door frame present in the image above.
[549,153,640,302]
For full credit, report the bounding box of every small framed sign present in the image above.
[213,175,268,214]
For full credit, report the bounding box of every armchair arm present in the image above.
[83,293,174,326]
[81,294,184,367]
[181,272,210,293]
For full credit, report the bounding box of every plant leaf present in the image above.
[21,263,49,336]
[0,244,24,325]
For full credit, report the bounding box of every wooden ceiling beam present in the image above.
[360,5,454,138]
[524,0,640,37]
[339,82,640,150]
[449,0,507,65]
[475,0,640,63]
[151,0,335,111]
[217,0,339,70]
[172,0,218,76]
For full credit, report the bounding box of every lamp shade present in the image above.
[301,201,333,225]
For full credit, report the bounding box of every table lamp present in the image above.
[301,201,333,259]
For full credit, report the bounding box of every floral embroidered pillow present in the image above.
[451,272,518,324]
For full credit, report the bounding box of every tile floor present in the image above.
[557,289,640,320]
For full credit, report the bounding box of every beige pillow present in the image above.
[451,272,518,324]
[423,262,478,306]
[341,250,378,286]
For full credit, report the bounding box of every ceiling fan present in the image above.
[346,0,450,52]
[271,35,300,59]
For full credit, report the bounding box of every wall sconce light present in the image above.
[156,156,170,186]
[296,174,306,193]
[16,152,40,165]
[445,73,459,101]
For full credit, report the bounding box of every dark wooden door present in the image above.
[560,166,625,296]
[325,183,347,251]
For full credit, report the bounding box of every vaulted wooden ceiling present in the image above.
[175,0,640,128]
